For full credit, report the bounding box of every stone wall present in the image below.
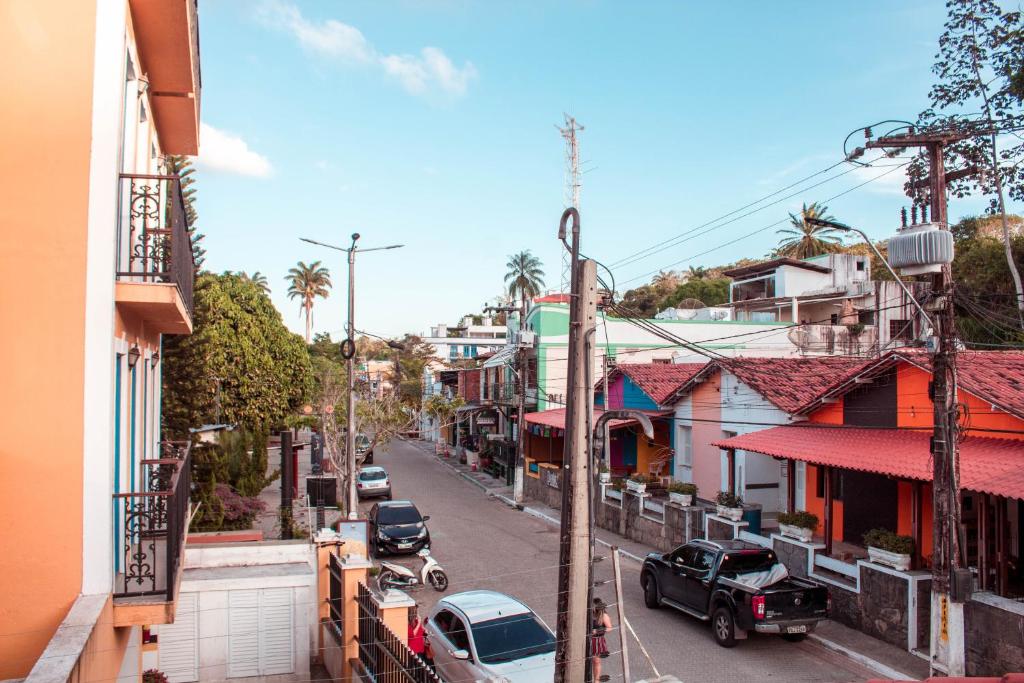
[857,564,910,647]
[966,593,1024,677]
[524,469,563,510]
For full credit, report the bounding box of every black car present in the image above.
[641,539,829,647]
[369,500,430,556]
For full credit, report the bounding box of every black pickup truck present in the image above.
[641,539,829,647]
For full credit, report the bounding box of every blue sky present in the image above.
[195,1,1021,339]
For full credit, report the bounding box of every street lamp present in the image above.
[300,235,404,519]
[805,217,933,328]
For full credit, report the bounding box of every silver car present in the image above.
[356,466,391,499]
[424,590,556,683]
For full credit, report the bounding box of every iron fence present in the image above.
[356,583,441,683]
[113,442,192,601]
[117,173,196,315]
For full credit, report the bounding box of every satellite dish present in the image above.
[677,298,705,310]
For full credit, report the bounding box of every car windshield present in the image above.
[360,470,387,481]
[719,551,776,575]
[377,505,421,525]
[355,435,371,450]
[471,614,556,664]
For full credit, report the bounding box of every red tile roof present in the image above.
[615,362,710,405]
[712,426,1024,499]
[525,407,668,431]
[896,350,1024,420]
[721,357,871,415]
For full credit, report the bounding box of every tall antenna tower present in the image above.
[558,113,584,292]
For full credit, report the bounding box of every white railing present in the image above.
[788,324,878,356]
[814,552,859,579]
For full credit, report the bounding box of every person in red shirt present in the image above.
[408,605,427,659]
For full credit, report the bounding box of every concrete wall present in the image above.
[966,593,1024,677]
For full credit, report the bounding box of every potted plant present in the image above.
[667,481,697,506]
[143,671,169,683]
[777,510,819,543]
[625,473,648,494]
[715,491,744,521]
[863,529,914,570]
[598,463,611,484]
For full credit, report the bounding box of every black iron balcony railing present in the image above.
[117,173,195,315]
[113,440,191,601]
[482,384,516,403]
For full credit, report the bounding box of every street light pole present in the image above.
[300,235,404,520]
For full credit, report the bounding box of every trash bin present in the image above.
[306,477,337,507]
[741,504,763,536]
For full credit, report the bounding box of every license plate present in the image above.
[398,542,412,549]
[787,625,807,634]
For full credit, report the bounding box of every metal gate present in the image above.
[356,583,441,683]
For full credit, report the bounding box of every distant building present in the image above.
[421,315,507,363]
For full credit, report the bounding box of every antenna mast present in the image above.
[558,114,584,292]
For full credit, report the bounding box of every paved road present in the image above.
[362,439,879,683]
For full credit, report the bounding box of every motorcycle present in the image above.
[377,549,449,592]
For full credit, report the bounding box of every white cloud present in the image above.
[849,151,914,196]
[195,123,273,178]
[258,0,477,97]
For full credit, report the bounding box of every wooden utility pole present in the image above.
[555,256,598,683]
[867,130,969,676]
[612,547,631,683]
[513,326,528,506]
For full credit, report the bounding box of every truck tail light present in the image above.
[752,595,766,620]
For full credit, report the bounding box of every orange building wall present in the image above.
[74,598,138,683]
[691,372,723,501]
[805,465,844,541]
[0,1,98,676]
[897,364,1024,440]
[808,399,843,425]
[635,419,671,476]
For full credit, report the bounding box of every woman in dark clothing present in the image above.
[591,598,612,682]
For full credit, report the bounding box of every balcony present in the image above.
[112,441,192,626]
[129,0,201,154]
[115,174,195,334]
[787,324,878,357]
[482,383,516,404]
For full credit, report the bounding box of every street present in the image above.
[362,438,880,683]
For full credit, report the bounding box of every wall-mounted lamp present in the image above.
[151,351,160,368]
[127,346,141,370]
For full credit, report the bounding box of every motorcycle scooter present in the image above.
[377,549,449,592]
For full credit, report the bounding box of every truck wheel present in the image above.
[712,607,737,648]
[782,633,807,643]
[642,574,660,609]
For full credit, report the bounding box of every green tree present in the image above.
[950,215,1024,345]
[664,277,731,308]
[504,251,545,317]
[165,155,205,268]
[616,284,661,318]
[912,0,1024,323]
[162,272,314,437]
[286,261,332,343]
[775,202,844,259]
[652,270,680,294]
[244,271,271,295]
[686,266,709,280]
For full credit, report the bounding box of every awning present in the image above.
[482,345,516,368]
[712,426,1024,500]
[525,408,670,431]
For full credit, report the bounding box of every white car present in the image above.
[356,466,391,499]
[424,590,556,683]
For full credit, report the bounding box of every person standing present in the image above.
[591,598,612,682]
[408,605,427,660]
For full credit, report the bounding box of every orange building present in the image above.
[715,351,1024,599]
[0,1,200,680]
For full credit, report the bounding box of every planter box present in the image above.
[779,523,813,543]
[625,480,647,495]
[599,472,611,484]
[716,505,743,521]
[868,546,911,571]
[668,492,693,506]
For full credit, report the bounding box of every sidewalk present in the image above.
[410,437,931,682]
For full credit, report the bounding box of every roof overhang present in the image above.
[724,258,832,280]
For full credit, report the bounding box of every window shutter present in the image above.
[228,590,260,678]
[258,588,294,675]
[160,593,198,683]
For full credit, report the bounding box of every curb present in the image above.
[807,633,917,681]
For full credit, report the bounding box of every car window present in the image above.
[675,546,698,567]
[376,505,422,525]
[360,470,387,481]
[696,550,716,572]
[433,609,454,634]
[445,614,470,651]
[471,613,556,664]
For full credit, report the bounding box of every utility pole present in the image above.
[558,114,584,293]
[555,207,597,683]
[611,548,631,683]
[866,129,972,676]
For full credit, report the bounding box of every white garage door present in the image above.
[160,593,199,683]
[228,588,295,678]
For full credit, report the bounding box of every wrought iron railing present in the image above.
[483,383,516,403]
[113,441,191,601]
[117,173,196,316]
[356,583,440,683]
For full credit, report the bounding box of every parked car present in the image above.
[356,466,391,499]
[640,539,829,647]
[356,433,373,464]
[424,590,555,682]
[369,500,430,556]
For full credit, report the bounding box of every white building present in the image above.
[421,315,507,363]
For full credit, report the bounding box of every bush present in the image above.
[668,481,698,496]
[778,510,819,529]
[863,528,915,555]
[143,671,169,683]
[628,472,650,484]
[715,491,743,507]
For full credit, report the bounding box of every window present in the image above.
[830,314,839,325]
[856,259,866,272]
[890,319,913,341]
[435,610,470,651]
[676,426,693,481]
[696,550,716,572]
[653,358,670,365]
[471,614,555,664]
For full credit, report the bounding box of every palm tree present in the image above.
[249,271,270,295]
[286,261,332,343]
[504,251,545,322]
[652,270,679,292]
[776,202,844,259]
[686,266,709,281]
